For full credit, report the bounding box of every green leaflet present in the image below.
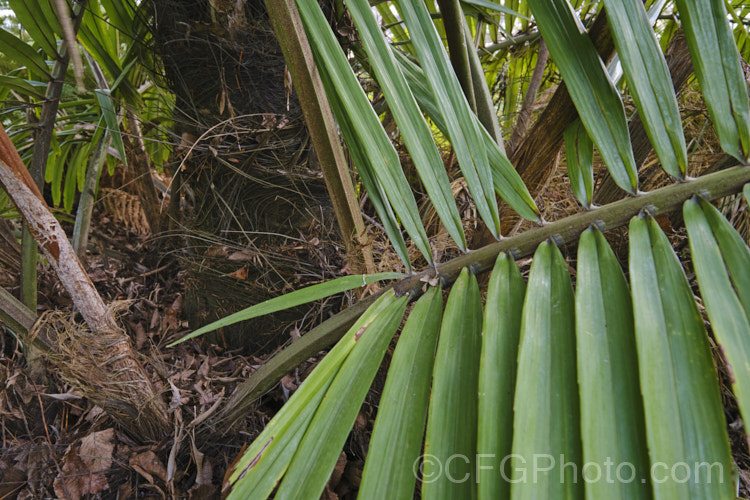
[274,294,408,499]
[376,3,410,51]
[346,0,466,251]
[0,27,50,78]
[47,141,72,207]
[63,143,90,213]
[675,0,750,162]
[394,49,539,221]
[356,287,443,499]
[98,0,137,37]
[527,0,638,193]
[224,291,402,498]
[398,0,501,237]
[95,90,128,169]
[576,227,650,499]
[295,0,433,265]
[169,272,405,345]
[77,16,140,103]
[685,198,750,429]
[460,0,529,19]
[7,0,59,58]
[0,75,45,100]
[629,214,734,500]
[422,268,483,499]
[511,241,582,500]
[564,119,594,208]
[602,0,687,179]
[323,75,411,268]
[477,253,524,499]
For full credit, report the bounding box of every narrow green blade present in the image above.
[602,0,687,179]
[295,0,432,264]
[224,291,400,499]
[629,214,734,500]
[275,295,408,499]
[0,75,45,100]
[347,0,467,250]
[169,272,405,345]
[477,253,525,499]
[398,0,502,237]
[685,198,750,428]
[511,241,582,500]
[460,0,529,18]
[527,0,638,193]
[376,4,410,50]
[698,197,750,318]
[422,268,483,499]
[225,388,325,500]
[0,27,50,78]
[324,80,411,269]
[675,0,750,161]
[359,286,443,499]
[564,119,594,208]
[395,49,539,221]
[95,90,128,169]
[99,0,136,37]
[576,227,650,499]
[7,0,59,58]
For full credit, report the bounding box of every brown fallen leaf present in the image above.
[227,264,248,280]
[53,428,114,499]
[134,322,147,350]
[129,450,168,484]
[161,294,183,334]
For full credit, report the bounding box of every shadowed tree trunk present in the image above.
[150,0,347,351]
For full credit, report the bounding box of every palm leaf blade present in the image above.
[422,268,483,499]
[685,198,750,428]
[564,119,594,207]
[527,0,638,193]
[7,0,59,58]
[675,0,750,161]
[629,214,734,499]
[511,241,582,499]
[576,227,650,498]
[275,295,408,499]
[169,272,405,344]
[602,0,688,179]
[224,292,401,498]
[295,0,432,265]
[697,197,750,318]
[477,253,525,499]
[0,27,50,77]
[359,286,443,499]
[347,0,467,250]
[398,0,501,237]
[395,50,539,221]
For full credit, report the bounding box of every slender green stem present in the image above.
[437,0,476,111]
[465,21,503,148]
[20,228,36,311]
[72,135,108,259]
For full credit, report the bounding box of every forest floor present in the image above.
[0,198,377,499]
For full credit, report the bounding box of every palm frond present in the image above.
[224,200,750,498]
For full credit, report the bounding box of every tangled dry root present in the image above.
[30,305,168,441]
